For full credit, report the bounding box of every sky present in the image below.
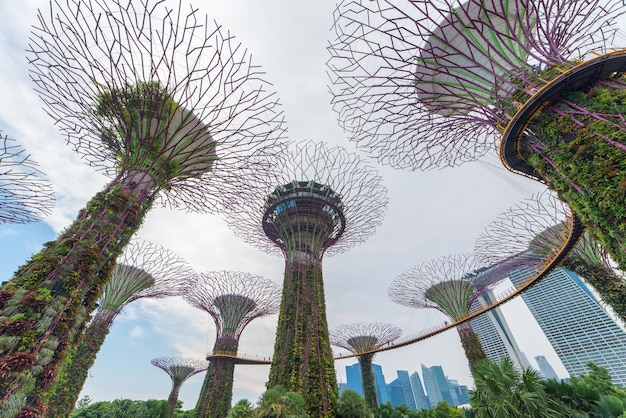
[0,0,588,410]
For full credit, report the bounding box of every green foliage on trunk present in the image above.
[562,258,626,325]
[359,354,378,409]
[46,317,112,417]
[457,323,487,369]
[195,338,239,418]
[523,78,626,270]
[0,181,154,416]
[267,262,338,417]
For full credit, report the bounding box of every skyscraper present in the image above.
[535,355,559,381]
[447,379,469,406]
[509,267,626,385]
[421,364,455,406]
[470,289,532,370]
[393,371,417,410]
[345,363,363,396]
[409,371,431,410]
[345,363,389,405]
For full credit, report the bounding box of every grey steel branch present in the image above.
[0,134,54,224]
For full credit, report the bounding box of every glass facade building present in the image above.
[509,267,626,385]
[470,289,531,370]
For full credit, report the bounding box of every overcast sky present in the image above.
[0,0,576,410]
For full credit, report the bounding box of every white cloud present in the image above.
[0,0,570,410]
[129,325,145,339]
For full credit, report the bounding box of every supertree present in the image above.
[183,271,281,418]
[0,133,54,225]
[46,239,194,417]
[225,140,388,417]
[329,322,401,409]
[151,357,209,418]
[328,0,626,268]
[389,253,534,368]
[0,0,286,414]
[475,190,626,323]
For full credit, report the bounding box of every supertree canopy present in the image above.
[329,0,626,269]
[226,140,388,417]
[0,0,286,414]
[0,133,54,224]
[475,190,626,323]
[389,253,530,368]
[151,356,208,418]
[46,240,193,418]
[329,322,401,409]
[184,271,281,418]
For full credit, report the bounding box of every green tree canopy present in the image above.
[470,358,562,418]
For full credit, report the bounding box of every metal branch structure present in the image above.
[226,140,388,417]
[0,133,54,224]
[329,0,626,270]
[389,253,530,368]
[329,322,401,409]
[151,357,208,418]
[183,271,281,418]
[0,1,286,414]
[475,190,626,323]
[46,240,193,418]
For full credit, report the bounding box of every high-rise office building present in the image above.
[392,371,417,410]
[409,371,431,410]
[388,378,407,409]
[470,289,532,370]
[345,363,363,396]
[421,364,455,406]
[374,364,390,405]
[535,355,559,380]
[345,362,389,405]
[447,379,469,406]
[509,267,626,385]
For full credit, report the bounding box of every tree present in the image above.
[544,362,626,417]
[389,254,530,368]
[151,357,208,418]
[184,271,281,418]
[0,0,286,414]
[226,399,255,418]
[328,0,626,271]
[255,386,310,418]
[70,399,171,418]
[47,240,193,417]
[330,323,401,409]
[336,390,374,418]
[226,140,387,417]
[470,358,562,418]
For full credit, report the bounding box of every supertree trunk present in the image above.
[268,260,338,417]
[457,322,487,369]
[358,353,378,409]
[521,77,626,269]
[46,311,114,417]
[167,386,181,418]
[151,357,208,418]
[195,337,239,418]
[0,173,154,416]
[329,322,402,410]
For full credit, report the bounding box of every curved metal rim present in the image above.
[499,49,626,179]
